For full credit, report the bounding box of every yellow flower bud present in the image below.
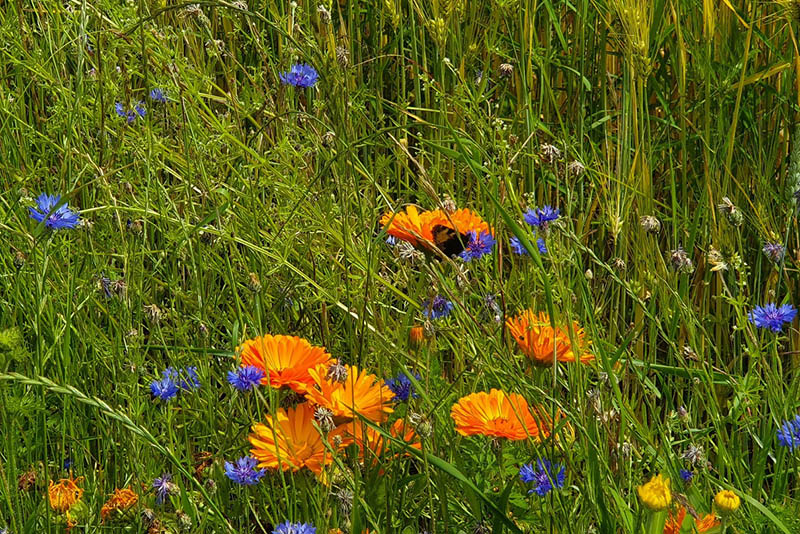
[714,489,740,515]
[637,474,671,511]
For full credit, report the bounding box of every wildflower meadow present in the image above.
[2,1,800,533]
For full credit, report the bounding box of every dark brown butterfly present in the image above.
[431,225,468,257]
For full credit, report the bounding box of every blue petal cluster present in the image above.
[777,415,800,451]
[29,194,80,230]
[150,366,201,401]
[519,459,565,496]
[748,303,797,333]
[460,230,495,262]
[228,365,266,391]
[385,371,421,402]
[224,456,266,485]
[679,469,693,483]
[509,236,547,255]
[152,473,176,504]
[115,101,146,123]
[279,64,319,88]
[523,205,560,228]
[422,295,454,320]
[272,522,317,534]
[149,88,168,103]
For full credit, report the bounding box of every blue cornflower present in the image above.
[509,236,547,255]
[29,193,80,230]
[748,303,798,333]
[519,459,565,496]
[386,236,398,247]
[777,415,800,451]
[385,371,421,402]
[134,101,146,118]
[150,375,179,401]
[523,205,560,228]
[149,88,168,103]
[114,102,137,123]
[422,295,454,320]
[163,366,201,391]
[763,242,785,263]
[279,63,319,88]
[63,457,74,471]
[273,522,317,534]
[679,469,693,483]
[228,365,265,391]
[152,473,177,504]
[224,456,266,485]
[460,230,495,262]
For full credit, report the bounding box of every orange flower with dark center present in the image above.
[100,487,138,522]
[380,206,492,253]
[249,402,347,476]
[305,364,394,424]
[450,389,553,441]
[48,476,84,514]
[505,310,593,366]
[239,334,332,393]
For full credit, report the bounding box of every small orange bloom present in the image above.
[48,476,84,514]
[663,508,719,534]
[663,507,686,534]
[505,310,593,366]
[239,334,332,393]
[409,325,426,347]
[450,389,552,441]
[380,206,492,252]
[305,364,394,424]
[249,402,346,476]
[100,487,138,522]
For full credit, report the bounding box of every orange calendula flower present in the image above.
[450,389,552,441]
[100,487,138,522]
[694,514,720,531]
[48,476,84,514]
[249,402,346,476]
[239,334,332,393]
[505,310,593,366]
[380,206,492,253]
[305,364,394,424]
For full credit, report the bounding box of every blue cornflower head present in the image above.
[777,415,800,451]
[152,473,177,504]
[460,230,495,262]
[763,242,785,263]
[679,469,693,483]
[163,366,201,391]
[748,303,798,333]
[224,456,266,485]
[150,375,179,401]
[385,371,421,402]
[422,295,454,320]
[29,194,80,230]
[228,365,265,391]
[273,522,317,534]
[519,459,565,496]
[114,102,127,118]
[523,205,560,228]
[509,236,547,255]
[135,101,146,118]
[386,236,398,247]
[279,63,319,88]
[149,88,168,103]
